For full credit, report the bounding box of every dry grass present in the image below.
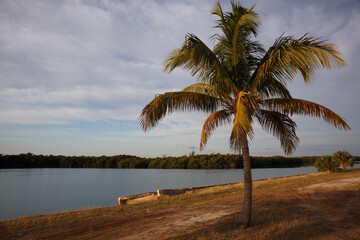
[163,204,334,240]
[160,172,349,240]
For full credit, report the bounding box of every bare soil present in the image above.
[1,169,360,240]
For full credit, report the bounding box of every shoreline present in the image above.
[1,169,359,239]
[2,171,320,222]
[0,166,322,222]
[117,171,321,206]
[0,170,337,223]
[1,169,357,222]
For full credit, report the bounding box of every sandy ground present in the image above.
[4,171,360,240]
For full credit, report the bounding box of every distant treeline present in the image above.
[3,153,358,169]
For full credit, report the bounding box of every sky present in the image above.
[0,0,359,157]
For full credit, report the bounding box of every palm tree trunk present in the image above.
[240,134,252,228]
[341,162,346,170]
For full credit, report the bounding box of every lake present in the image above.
[0,166,331,221]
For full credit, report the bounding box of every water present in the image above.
[0,165,342,221]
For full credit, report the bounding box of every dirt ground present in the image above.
[2,170,360,240]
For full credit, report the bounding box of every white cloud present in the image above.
[0,85,178,106]
[0,107,140,124]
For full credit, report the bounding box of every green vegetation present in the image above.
[314,150,355,172]
[314,155,339,173]
[0,152,329,169]
[138,1,349,228]
[332,150,354,170]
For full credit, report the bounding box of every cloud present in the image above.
[0,85,179,107]
[0,0,359,156]
[0,107,135,124]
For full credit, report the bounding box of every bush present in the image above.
[314,155,339,172]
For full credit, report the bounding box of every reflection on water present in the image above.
[0,164,358,221]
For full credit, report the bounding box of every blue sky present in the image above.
[0,0,359,157]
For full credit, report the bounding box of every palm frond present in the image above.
[211,1,224,22]
[261,98,350,130]
[139,91,219,131]
[182,83,219,96]
[245,39,265,72]
[249,34,346,95]
[163,34,236,94]
[255,76,292,98]
[182,83,234,109]
[231,12,261,66]
[200,110,232,150]
[229,123,245,153]
[255,109,299,155]
[229,92,258,151]
[232,92,258,135]
[234,91,259,110]
[211,2,262,91]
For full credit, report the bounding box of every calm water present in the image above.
[0,166,324,221]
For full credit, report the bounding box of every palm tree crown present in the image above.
[332,150,354,170]
[140,2,349,153]
[139,1,349,228]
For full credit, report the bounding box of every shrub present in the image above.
[314,155,339,172]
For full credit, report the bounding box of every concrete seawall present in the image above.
[116,172,319,206]
[117,182,237,205]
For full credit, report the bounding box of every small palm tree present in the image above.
[332,151,354,170]
[314,155,339,173]
[139,1,350,228]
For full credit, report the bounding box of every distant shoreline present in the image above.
[3,152,354,169]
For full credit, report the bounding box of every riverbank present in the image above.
[1,169,359,239]
[1,153,328,169]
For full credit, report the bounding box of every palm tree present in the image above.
[332,150,354,170]
[139,1,350,228]
[314,155,339,173]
